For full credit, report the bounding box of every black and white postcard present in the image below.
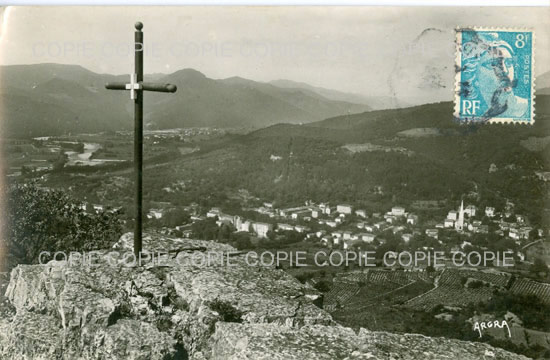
[0,5,549,359]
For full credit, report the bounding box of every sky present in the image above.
[0,6,548,100]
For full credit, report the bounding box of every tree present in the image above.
[52,149,68,171]
[266,229,276,241]
[234,236,252,250]
[531,257,548,276]
[314,279,332,293]
[21,166,32,177]
[76,142,85,154]
[163,208,190,228]
[5,182,123,265]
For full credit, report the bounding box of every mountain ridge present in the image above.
[0,63,372,138]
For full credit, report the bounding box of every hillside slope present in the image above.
[118,96,549,227]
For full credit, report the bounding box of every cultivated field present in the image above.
[509,277,550,304]
[404,269,512,311]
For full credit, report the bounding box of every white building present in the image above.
[325,221,337,228]
[359,233,376,243]
[277,223,294,231]
[407,214,418,225]
[465,205,477,217]
[392,226,405,234]
[206,207,222,218]
[233,216,243,230]
[402,233,413,243]
[337,204,353,214]
[355,209,367,218]
[509,227,532,240]
[485,207,496,217]
[218,214,235,224]
[320,236,332,246]
[374,221,386,230]
[238,220,251,233]
[364,225,375,232]
[426,229,439,239]
[516,215,525,224]
[252,222,272,238]
[391,206,406,216]
[385,215,397,224]
[147,209,163,219]
[447,210,458,221]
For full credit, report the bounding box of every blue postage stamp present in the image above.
[454,28,535,124]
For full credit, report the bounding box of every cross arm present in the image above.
[105,82,128,90]
[142,82,177,93]
[105,82,177,93]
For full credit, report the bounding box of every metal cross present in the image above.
[105,22,177,258]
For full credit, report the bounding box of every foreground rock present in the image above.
[0,233,529,359]
[211,322,528,359]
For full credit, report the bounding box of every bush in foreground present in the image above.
[5,182,123,265]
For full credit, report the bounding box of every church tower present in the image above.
[455,200,464,231]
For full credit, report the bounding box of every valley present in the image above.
[3,63,550,359]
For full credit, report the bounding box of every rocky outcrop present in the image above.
[211,322,528,359]
[0,233,529,359]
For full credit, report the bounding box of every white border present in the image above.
[454,27,536,125]
[0,0,549,5]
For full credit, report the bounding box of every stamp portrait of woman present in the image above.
[461,32,529,119]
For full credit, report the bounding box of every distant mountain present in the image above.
[0,64,135,137]
[0,66,133,138]
[145,69,371,130]
[269,79,409,110]
[0,64,371,138]
[537,71,550,90]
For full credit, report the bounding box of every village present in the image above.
[140,196,542,269]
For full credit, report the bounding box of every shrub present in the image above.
[5,182,123,265]
[295,272,314,284]
[467,280,484,289]
[314,279,333,293]
[208,299,243,323]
